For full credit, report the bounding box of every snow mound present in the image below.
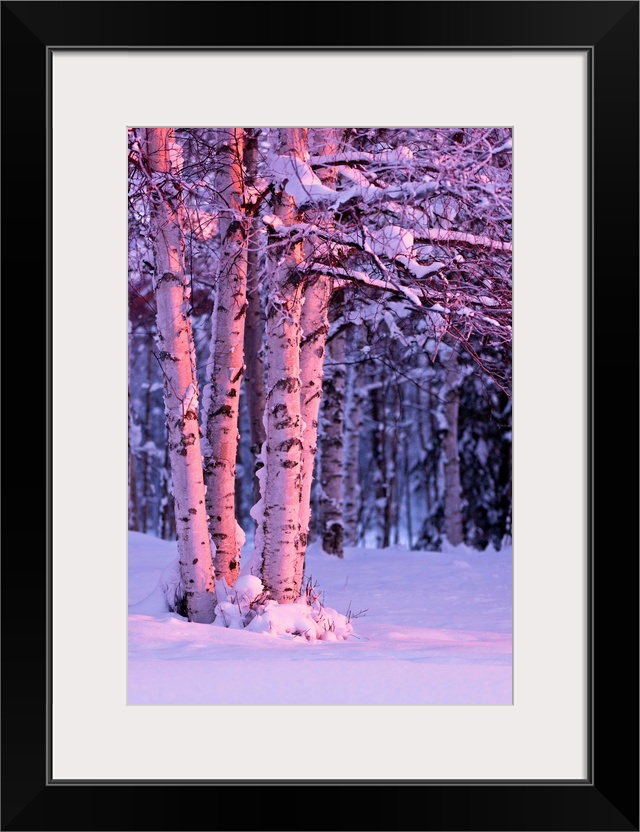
[216,575,353,640]
[143,563,355,641]
[245,597,352,641]
[233,574,264,604]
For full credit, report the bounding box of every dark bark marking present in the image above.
[233,302,249,321]
[156,272,180,287]
[277,437,303,453]
[275,377,300,394]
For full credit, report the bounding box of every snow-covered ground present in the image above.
[128,532,512,705]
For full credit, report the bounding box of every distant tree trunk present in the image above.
[243,128,267,507]
[442,346,464,547]
[158,441,175,541]
[343,344,364,546]
[427,378,440,520]
[260,128,307,603]
[415,371,443,551]
[234,387,253,533]
[146,127,216,623]
[203,128,248,588]
[401,387,414,549]
[128,320,140,531]
[140,344,154,533]
[389,385,400,546]
[371,382,391,548]
[128,389,140,531]
[319,322,347,557]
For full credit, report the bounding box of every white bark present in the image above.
[319,324,347,557]
[370,381,392,549]
[298,274,331,555]
[343,345,365,546]
[443,347,464,547]
[146,128,216,623]
[298,129,340,571]
[128,394,139,531]
[128,321,139,531]
[203,128,247,588]
[260,129,307,603]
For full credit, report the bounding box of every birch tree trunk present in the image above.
[146,127,216,623]
[442,346,464,547]
[297,129,340,573]
[259,128,308,603]
[371,382,391,549]
[140,344,153,533]
[319,322,347,557]
[243,129,267,507]
[299,275,330,553]
[401,387,414,549]
[343,344,364,546]
[203,128,248,588]
[128,321,140,531]
[128,393,140,531]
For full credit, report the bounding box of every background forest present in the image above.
[128,127,512,632]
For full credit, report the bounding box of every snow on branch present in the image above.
[311,265,423,307]
[270,154,337,205]
[416,229,512,252]
[309,146,415,168]
[337,166,438,205]
[269,153,440,211]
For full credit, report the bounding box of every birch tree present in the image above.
[203,128,248,588]
[129,126,513,578]
[298,128,341,567]
[318,320,347,556]
[343,336,365,546]
[259,128,307,602]
[128,334,140,532]
[441,345,464,547]
[144,128,216,623]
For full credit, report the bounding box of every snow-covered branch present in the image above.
[416,229,512,252]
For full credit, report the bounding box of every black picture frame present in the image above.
[2,2,638,830]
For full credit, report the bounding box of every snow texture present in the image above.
[129,532,512,705]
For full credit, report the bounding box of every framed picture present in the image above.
[2,2,637,830]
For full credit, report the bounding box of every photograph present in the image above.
[127,126,513,706]
[2,0,637,826]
